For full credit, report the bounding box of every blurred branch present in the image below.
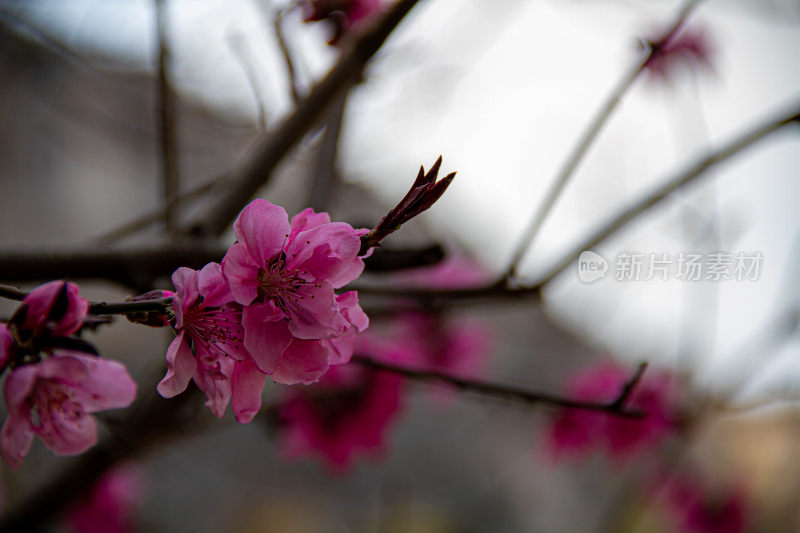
[155,0,180,234]
[308,90,348,211]
[91,176,233,246]
[0,245,227,289]
[229,31,271,131]
[352,100,800,301]
[273,7,303,104]
[533,100,800,288]
[362,243,445,271]
[187,0,425,237]
[504,0,703,280]
[353,355,647,417]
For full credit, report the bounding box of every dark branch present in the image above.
[352,356,645,417]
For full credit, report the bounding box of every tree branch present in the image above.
[186,0,424,237]
[352,355,646,417]
[504,0,703,279]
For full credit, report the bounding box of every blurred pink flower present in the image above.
[277,362,404,471]
[547,361,677,461]
[1,353,137,469]
[222,201,368,385]
[656,475,748,533]
[157,263,266,423]
[1,281,89,368]
[643,26,715,84]
[301,0,382,45]
[65,465,144,533]
[393,254,490,289]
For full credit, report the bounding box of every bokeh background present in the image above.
[0,0,799,531]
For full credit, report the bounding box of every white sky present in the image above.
[13,0,800,400]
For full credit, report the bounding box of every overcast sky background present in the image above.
[10,0,800,401]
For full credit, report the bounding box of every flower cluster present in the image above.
[0,282,137,469]
[546,361,677,461]
[157,199,369,421]
[276,360,404,471]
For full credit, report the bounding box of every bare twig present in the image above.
[352,355,646,417]
[187,0,424,237]
[504,0,703,280]
[0,283,172,315]
[0,283,27,301]
[273,7,303,104]
[155,0,180,234]
[229,31,271,131]
[308,90,348,211]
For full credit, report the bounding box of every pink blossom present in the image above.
[547,362,677,461]
[393,255,489,289]
[1,352,137,470]
[157,263,266,423]
[656,475,748,533]
[1,281,89,368]
[222,200,368,385]
[301,0,382,45]
[643,26,715,84]
[277,363,404,471]
[65,464,144,533]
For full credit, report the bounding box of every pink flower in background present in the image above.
[277,362,404,471]
[157,263,266,423]
[364,256,493,382]
[222,200,368,385]
[643,26,715,84]
[1,281,89,368]
[301,0,382,45]
[656,475,748,533]
[547,362,677,460]
[1,353,137,469]
[65,465,144,533]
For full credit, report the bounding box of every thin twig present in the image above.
[0,283,172,315]
[308,90,348,210]
[504,0,703,280]
[273,7,303,104]
[91,176,232,246]
[352,355,646,418]
[0,283,27,301]
[228,31,271,131]
[155,0,180,234]
[351,100,800,301]
[187,0,424,237]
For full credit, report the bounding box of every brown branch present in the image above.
[308,90,348,211]
[187,0,424,237]
[0,245,227,289]
[352,355,646,417]
[273,7,303,104]
[155,0,180,234]
[504,0,703,279]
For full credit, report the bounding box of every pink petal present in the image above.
[157,333,196,398]
[286,282,348,340]
[3,364,39,419]
[288,208,331,242]
[271,339,330,385]
[231,360,266,423]
[242,303,293,374]
[286,223,363,289]
[0,415,33,470]
[61,354,138,412]
[35,411,98,456]
[193,356,234,418]
[197,262,233,308]
[171,267,199,329]
[232,199,290,265]
[0,325,13,373]
[221,243,262,305]
[23,281,88,336]
[337,291,369,331]
[321,329,356,366]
